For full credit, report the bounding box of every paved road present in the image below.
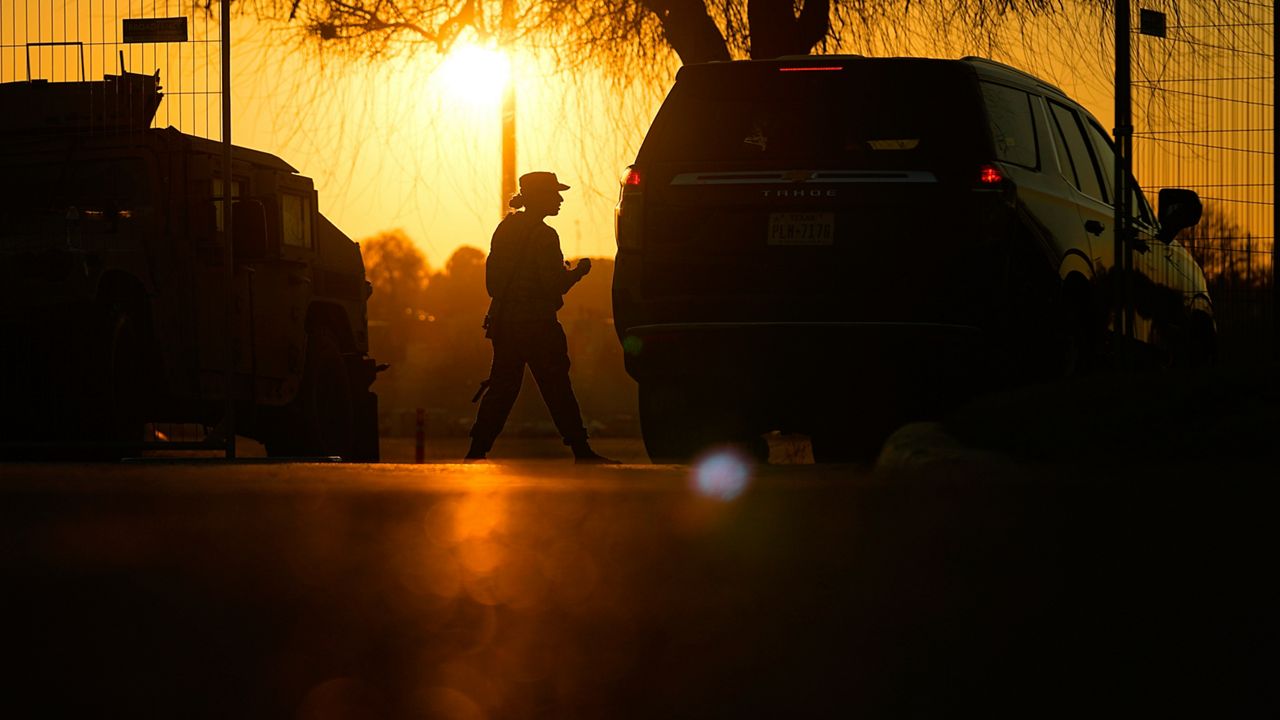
[1,454,1274,717]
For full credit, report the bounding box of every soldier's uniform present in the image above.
[467,205,591,456]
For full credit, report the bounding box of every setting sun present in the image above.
[436,41,511,107]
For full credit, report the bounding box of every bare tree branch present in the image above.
[235,0,1172,87]
[747,0,831,59]
[640,0,732,64]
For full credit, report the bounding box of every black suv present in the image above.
[612,56,1213,462]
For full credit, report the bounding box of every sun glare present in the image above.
[437,42,511,108]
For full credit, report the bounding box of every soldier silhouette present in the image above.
[466,171,617,463]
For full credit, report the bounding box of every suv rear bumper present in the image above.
[621,320,984,382]
[619,321,987,427]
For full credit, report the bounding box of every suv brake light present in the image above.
[978,163,1007,185]
[975,163,1016,207]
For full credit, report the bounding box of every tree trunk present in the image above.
[641,0,732,65]
[747,0,830,59]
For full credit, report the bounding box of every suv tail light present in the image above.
[975,162,1017,205]
[615,165,644,251]
[977,163,1007,185]
[973,162,1018,218]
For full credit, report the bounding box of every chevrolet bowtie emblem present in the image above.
[784,170,815,183]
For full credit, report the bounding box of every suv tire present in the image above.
[639,381,701,463]
[639,381,769,463]
[1182,311,1217,368]
[809,422,891,464]
[1054,290,1098,380]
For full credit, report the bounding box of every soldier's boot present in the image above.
[571,441,620,465]
[465,436,490,461]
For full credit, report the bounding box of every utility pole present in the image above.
[500,0,516,218]
[220,0,236,457]
[1114,0,1134,367]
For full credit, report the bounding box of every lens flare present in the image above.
[691,448,752,501]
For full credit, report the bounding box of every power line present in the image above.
[1160,37,1273,58]
[1135,85,1275,108]
[1198,196,1279,207]
[1137,129,1274,135]
[1139,182,1274,188]
[1222,0,1275,10]
[1167,22,1274,30]
[1139,136,1275,156]
[1134,76,1275,84]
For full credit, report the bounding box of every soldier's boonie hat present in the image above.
[519,171,570,193]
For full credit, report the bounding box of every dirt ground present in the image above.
[210,362,1280,469]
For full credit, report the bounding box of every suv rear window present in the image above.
[638,61,988,171]
[981,82,1038,168]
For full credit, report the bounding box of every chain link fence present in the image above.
[1131,1,1275,364]
[2,2,230,454]
[3,1,223,138]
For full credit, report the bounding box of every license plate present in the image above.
[767,212,835,245]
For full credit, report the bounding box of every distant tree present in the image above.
[1178,203,1270,289]
[425,245,489,325]
[362,229,431,363]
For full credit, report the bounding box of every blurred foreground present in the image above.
[2,451,1274,717]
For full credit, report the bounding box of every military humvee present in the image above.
[0,71,380,459]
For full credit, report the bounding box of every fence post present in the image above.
[220,0,236,458]
[415,408,426,464]
[1115,0,1135,369]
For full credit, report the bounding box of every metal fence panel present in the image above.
[2,2,229,455]
[1132,0,1275,364]
[2,1,223,139]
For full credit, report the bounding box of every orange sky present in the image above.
[223,12,1121,267]
[4,3,1269,267]
[2,3,1112,267]
[227,19,667,267]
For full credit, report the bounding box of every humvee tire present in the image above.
[350,390,380,462]
[266,326,355,459]
[71,303,147,459]
[96,304,147,445]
